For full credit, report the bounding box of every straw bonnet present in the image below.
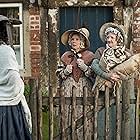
[61,28,90,48]
[99,22,126,44]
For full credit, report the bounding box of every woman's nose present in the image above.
[72,40,76,43]
[107,37,111,42]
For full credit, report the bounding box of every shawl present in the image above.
[93,52,140,93]
[0,44,32,132]
[99,44,127,72]
[92,45,133,92]
[0,44,23,105]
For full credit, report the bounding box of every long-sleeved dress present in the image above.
[56,49,95,139]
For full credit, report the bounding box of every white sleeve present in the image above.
[21,94,32,133]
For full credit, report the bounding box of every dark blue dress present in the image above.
[0,102,32,140]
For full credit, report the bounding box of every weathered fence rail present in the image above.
[28,79,139,140]
[44,84,139,140]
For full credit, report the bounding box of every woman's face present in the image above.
[106,32,117,48]
[70,34,81,52]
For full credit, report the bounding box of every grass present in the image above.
[42,108,59,140]
[42,111,49,140]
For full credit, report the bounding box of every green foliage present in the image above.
[42,108,60,140]
[43,111,49,140]
[24,84,31,96]
[42,88,48,96]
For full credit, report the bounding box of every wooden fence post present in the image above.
[29,78,38,140]
[49,86,54,140]
[136,85,140,140]
[38,78,43,140]
[83,87,88,140]
[93,88,99,140]
[122,80,130,140]
[60,87,66,139]
[105,87,110,140]
[116,87,121,140]
[71,86,77,140]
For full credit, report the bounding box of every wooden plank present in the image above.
[38,79,43,140]
[60,87,66,140]
[54,103,105,140]
[29,79,38,140]
[42,96,121,106]
[43,96,136,106]
[116,87,121,140]
[49,86,54,140]
[71,86,77,140]
[83,87,88,140]
[105,87,110,140]
[135,86,140,140]
[93,88,99,140]
[0,0,23,2]
[122,81,130,140]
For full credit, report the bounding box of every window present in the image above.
[0,3,23,69]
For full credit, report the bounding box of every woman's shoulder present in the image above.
[61,51,72,58]
[94,46,105,60]
[82,50,94,56]
[95,47,105,53]
[0,44,15,57]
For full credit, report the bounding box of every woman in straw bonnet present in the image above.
[0,15,32,140]
[56,27,95,139]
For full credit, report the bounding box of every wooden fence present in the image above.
[29,79,140,140]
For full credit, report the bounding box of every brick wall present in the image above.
[29,7,41,78]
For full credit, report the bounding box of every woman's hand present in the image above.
[64,64,73,75]
[77,59,88,72]
[109,72,120,82]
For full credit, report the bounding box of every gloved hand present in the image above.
[77,59,88,72]
[64,64,73,75]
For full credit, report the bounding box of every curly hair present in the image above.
[68,32,86,49]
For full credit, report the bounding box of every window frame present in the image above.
[0,3,23,69]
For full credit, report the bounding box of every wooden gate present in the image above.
[45,80,139,140]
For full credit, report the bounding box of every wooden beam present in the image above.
[0,0,23,2]
[42,96,136,106]
[124,0,137,6]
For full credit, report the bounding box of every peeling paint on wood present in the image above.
[65,0,78,6]
[84,1,90,5]
[49,0,116,7]
[48,9,58,33]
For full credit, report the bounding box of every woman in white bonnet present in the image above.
[56,27,95,139]
[91,22,134,139]
[91,22,132,89]
[0,15,32,140]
